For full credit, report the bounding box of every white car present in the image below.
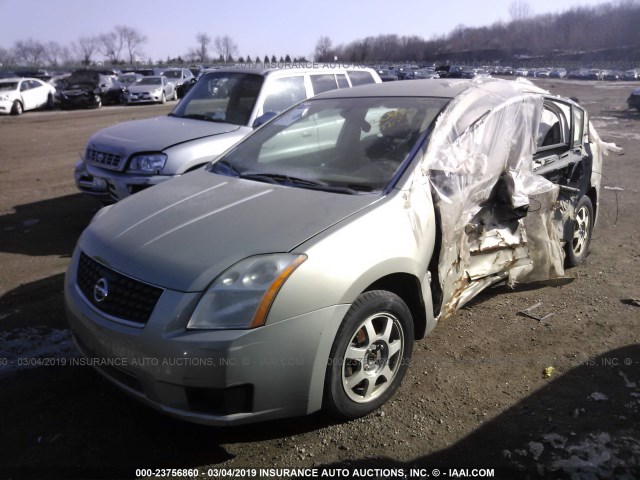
[0,77,56,115]
[123,76,177,104]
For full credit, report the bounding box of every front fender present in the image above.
[162,127,253,174]
[267,186,437,326]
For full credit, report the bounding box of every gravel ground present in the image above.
[0,79,638,480]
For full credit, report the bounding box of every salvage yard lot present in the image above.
[0,80,639,478]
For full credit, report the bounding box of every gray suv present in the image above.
[74,66,381,202]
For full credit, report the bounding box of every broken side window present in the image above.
[573,107,584,146]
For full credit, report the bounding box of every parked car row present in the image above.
[0,67,199,115]
[432,65,639,81]
[65,76,613,426]
[513,67,639,81]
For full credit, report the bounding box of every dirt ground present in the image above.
[0,80,639,480]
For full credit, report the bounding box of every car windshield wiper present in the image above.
[173,113,230,123]
[239,172,367,195]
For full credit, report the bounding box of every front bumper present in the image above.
[0,99,13,114]
[125,91,164,103]
[64,250,347,425]
[74,160,173,201]
[59,93,101,108]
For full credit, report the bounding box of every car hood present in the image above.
[79,172,380,292]
[87,116,241,155]
[0,89,18,98]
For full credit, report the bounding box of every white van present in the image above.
[74,66,381,201]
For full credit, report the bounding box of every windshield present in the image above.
[162,70,182,78]
[208,96,449,194]
[170,72,264,126]
[66,71,99,85]
[0,82,18,91]
[138,78,162,85]
[118,75,139,85]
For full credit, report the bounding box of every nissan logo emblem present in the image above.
[93,278,109,303]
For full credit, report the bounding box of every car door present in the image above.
[20,80,41,111]
[29,80,48,108]
[533,100,586,191]
[533,99,591,241]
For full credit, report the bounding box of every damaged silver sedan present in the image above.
[65,78,616,425]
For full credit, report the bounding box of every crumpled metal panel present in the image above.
[402,77,614,320]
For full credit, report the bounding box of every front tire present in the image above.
[160,92,166,104]
[11,100,23,115]
[565,195,594,267]
[324,290,414,419]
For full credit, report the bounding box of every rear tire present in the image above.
[324,290,414,420]
[565,195,594,267]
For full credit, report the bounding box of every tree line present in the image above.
[0,26,303,69]
[0,26,148,67]
[2,0,639,69]
[314,0,640,63]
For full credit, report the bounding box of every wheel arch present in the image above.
[362,272,428,340]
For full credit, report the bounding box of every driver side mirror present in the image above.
[252,111,278,128]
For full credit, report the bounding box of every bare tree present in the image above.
[214,35,238,62]
[508,0,533,22]
[43,41,73,66]
[194,32,211,63]
[13,39,47,66]
[0,47,16,67]
[75,36,98,66]
[98,31,123,63]
[314,36,333,62]
[115,25,147,63]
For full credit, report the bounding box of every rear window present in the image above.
[348,71,375,86]
[336,74,350,89]
[310,74,338,95]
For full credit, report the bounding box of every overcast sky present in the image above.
[0,0,611,62]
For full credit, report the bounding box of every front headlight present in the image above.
[0,94,9,101]
[187,254,306,330]
[128,153,167,174]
